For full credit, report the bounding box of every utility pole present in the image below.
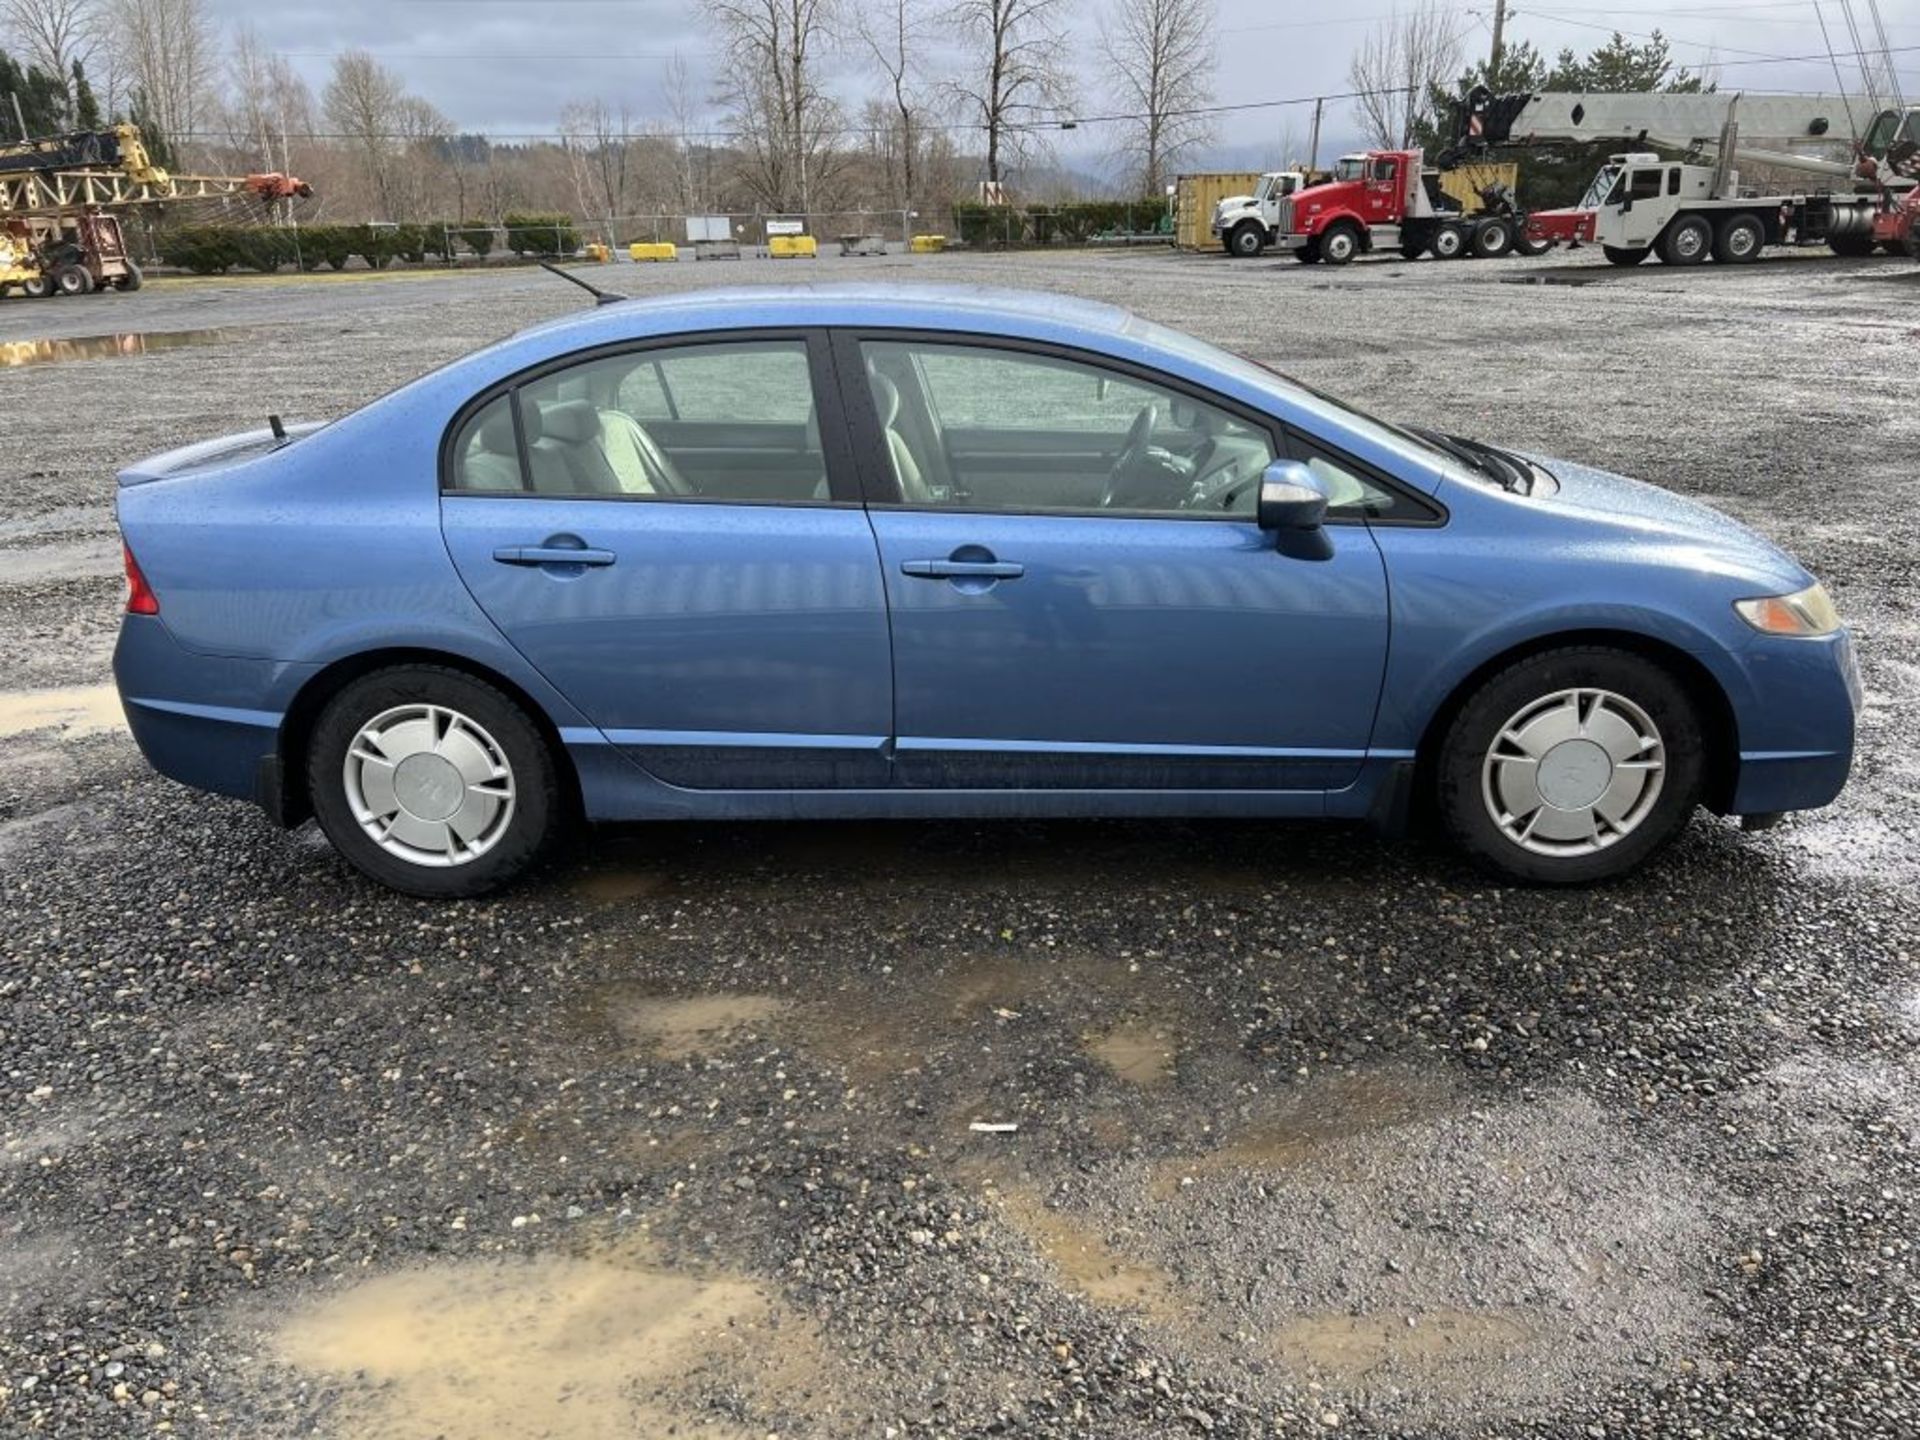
[1489,0,1508,75]
[1307,97,1324,174]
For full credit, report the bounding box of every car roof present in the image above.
[509,282,1139,349]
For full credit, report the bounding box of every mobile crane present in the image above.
[1445,87,1919,266]
[0,124,311,299]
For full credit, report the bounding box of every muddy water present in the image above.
[1086,1020,1175,1086]
[994,1183,1180,1322]
[275,1244,788,1440]
[0,683,124,740]
[1274,1308,1539,1378]
[605,992,787,1060]
[0,329,236,368]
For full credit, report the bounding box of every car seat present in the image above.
[870,373,933,502]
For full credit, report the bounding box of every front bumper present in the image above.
[1725,628,1860,815]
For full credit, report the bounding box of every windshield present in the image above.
[1255,174,1277,201]
[1333,156,1366,182]
[1581,163,1621,209]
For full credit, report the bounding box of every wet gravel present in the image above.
[2,248,1918,1437]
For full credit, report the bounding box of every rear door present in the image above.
[439,332,894,788]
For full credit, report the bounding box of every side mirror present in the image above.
[1256,461,1330,533]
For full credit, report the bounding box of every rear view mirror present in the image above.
[1256,461,1330,532]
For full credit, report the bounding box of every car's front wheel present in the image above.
[1437,647,1704,883]
[307,666,564,897]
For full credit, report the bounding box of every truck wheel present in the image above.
[1827,228,1876,257]
[1294,240,1321,264]
[1602,245,1650,266]
[1514,230,1551,257]
[1398,239,1427,260]
[1318,222,1362,266]
[1430,224,1466,260]
[1905,222,1920,261]
[115,261,144,292]
[1227,222,1266,258]
[54,265,94,296]
[1472,219,1513,258]
[22,273,51,298]
[1657,214,1713,266]
[1712,214,1764,264]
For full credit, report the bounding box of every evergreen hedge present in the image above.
[156,222,524,274]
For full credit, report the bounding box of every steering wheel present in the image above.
[1100,403,1159,508]
[1183,464,1260,515]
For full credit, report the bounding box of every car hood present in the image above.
[1525,454,1812,592]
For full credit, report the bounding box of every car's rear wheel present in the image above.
[307,666,564,897]
[1437,647,1704,883]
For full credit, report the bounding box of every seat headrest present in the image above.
[537,399,600,445]
[871,372,902,428]
[478,405,519,454]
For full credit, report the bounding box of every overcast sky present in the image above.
[204,0,1920,170]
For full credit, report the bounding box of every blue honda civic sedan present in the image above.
[112,283,1858,896]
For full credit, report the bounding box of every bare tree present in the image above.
[854,0,936,208]
[703,0,842,212]
[324,50,427,218]
[108,0,215,154]
[1101,0,1214,196]
[560,97,637,232]
[663,52,704,212]
[221,24,313,174]
[1346,0,1463,150]
[2,0,98,111]
[947,0,1075,187]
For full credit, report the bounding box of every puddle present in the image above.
[1499,272,1609,286]
[608,993,786,1060]
[0,329,236,368]
[0,683,124,740]
[0,537,120,585]
[995,1184,1179,1322]
[274,1246,786,1440]
[1153,1070,1449,1195]
[1086,1021,1175,1086]
[1274,1308,1539,1379]
[571,867,669,904]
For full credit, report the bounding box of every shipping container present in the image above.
[1174,172,1263,250]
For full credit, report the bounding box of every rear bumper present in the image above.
[112,615,311,812]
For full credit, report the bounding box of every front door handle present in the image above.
[901,559,1025,580]
[493,545,616,567]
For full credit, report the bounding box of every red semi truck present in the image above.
[1267,149,1532,264]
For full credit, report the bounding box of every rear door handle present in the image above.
[901,559,1025,580]
[493,545,616,567]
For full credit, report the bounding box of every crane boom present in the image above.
[1449,87,1919,189]
[0,123,312,218]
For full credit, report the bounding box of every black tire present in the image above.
[1227,222,1266,258]
[53,265,94,296]
[1318,221,1362,266]
[306,665,565,898]
[1430,224,1466,260]
[1436,646,1705,885]
[1712,213,1764,265]
[1513,231,1551,257]
[1398,239,1426,260]
[1602,245,1650,266]
[1293,240,1321,264]
[1906,222,1920,261]
[116,261,144,291]
[1471,217,1513,258]
[1657,214,1713,266]
[21,273,51,298]
[1827,228,1876,258]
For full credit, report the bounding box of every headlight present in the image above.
[1735,582,1841,637]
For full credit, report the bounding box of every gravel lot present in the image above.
[2,246,1917,1438]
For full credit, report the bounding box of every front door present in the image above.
[439,333,894,788]
[842,335,1392,792]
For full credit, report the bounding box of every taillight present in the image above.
[123,542,159,615]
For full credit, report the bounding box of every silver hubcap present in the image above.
[1481,688,1666,855]
[1327,234,1353,260]
[344,703,516,867]
[1437,232,1460,256]
[1730,226,1757,257]
[1676,225,1706,258]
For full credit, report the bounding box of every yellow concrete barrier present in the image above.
[768,234,818,259]
[909,234,948,254]
[628,242,678,262]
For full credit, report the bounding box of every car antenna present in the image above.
[538,259,627,306]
